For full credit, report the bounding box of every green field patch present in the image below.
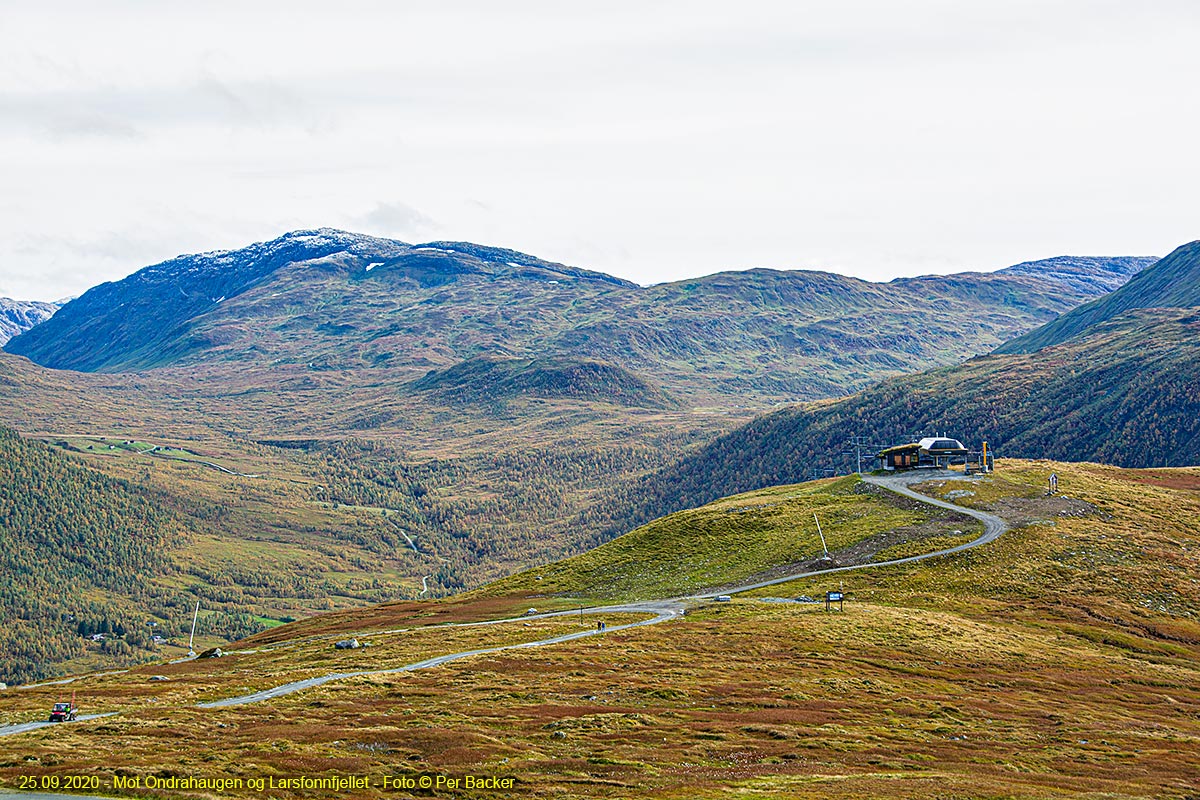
[481,475,934,601]
[874,531,979,561]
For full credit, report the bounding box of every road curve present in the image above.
[1,472,1006,725]
[696,471,1009,598]
[198,472,1006,707]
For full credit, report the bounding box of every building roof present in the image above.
[877,443,922,457]
[918,437,968,453]
[879,437,969,457]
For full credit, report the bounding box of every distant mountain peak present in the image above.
[3,232,1167,387]
[995,240,1200,354]
[996,255,1157,295]
[3,230,632,371]
[0,297,60,346]
[146,228,406,277]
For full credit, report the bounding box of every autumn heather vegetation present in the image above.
[0,231,1191,691]
[2,461,1197,799]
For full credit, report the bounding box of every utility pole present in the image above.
[847,435,874,474]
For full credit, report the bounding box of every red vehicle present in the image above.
[48,701,77,722]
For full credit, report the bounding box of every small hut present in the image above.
[877,436,969,471]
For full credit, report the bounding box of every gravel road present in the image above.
[0,713,116,739]
[696,470,1009,597]
[2,470,1006,726]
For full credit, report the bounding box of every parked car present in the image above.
[49,702,77,722]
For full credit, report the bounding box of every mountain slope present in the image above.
[610,307,1200,531]
[996,240,1200,354]
[4,229,633,373]
[3,230,1156,405]
[0,426,185,683]
[411,356,677,408]
[0,298,59,345]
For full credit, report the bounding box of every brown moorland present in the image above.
[1,460,1198,799]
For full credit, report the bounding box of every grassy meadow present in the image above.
[480,474,976,602]
[2,459,1198,798]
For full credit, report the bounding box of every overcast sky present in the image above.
[1,1,1198,300]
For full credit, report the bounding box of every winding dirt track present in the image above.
[0,470,1007,725]
[198,470,1006,708]
[703,471,1009,596]
[0,713,115,739]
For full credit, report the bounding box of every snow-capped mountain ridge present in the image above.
[0,298,60,346]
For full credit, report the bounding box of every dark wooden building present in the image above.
[877,436,969,471]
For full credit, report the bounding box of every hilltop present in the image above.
[996,239,1200,353]
[479,474,977,602]
[980,254,1151,294]
[4,229,1155,405]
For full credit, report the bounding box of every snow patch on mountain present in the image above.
[0,298,61,346]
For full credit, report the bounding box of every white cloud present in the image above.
[352,201,440,241]
[1,1,1197,300]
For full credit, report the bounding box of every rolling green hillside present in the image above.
[4,461,1198,800]
[612,307,1200,532]
[996,239,1200,354]
[481,474,973,602]
[4,230,1154,405]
